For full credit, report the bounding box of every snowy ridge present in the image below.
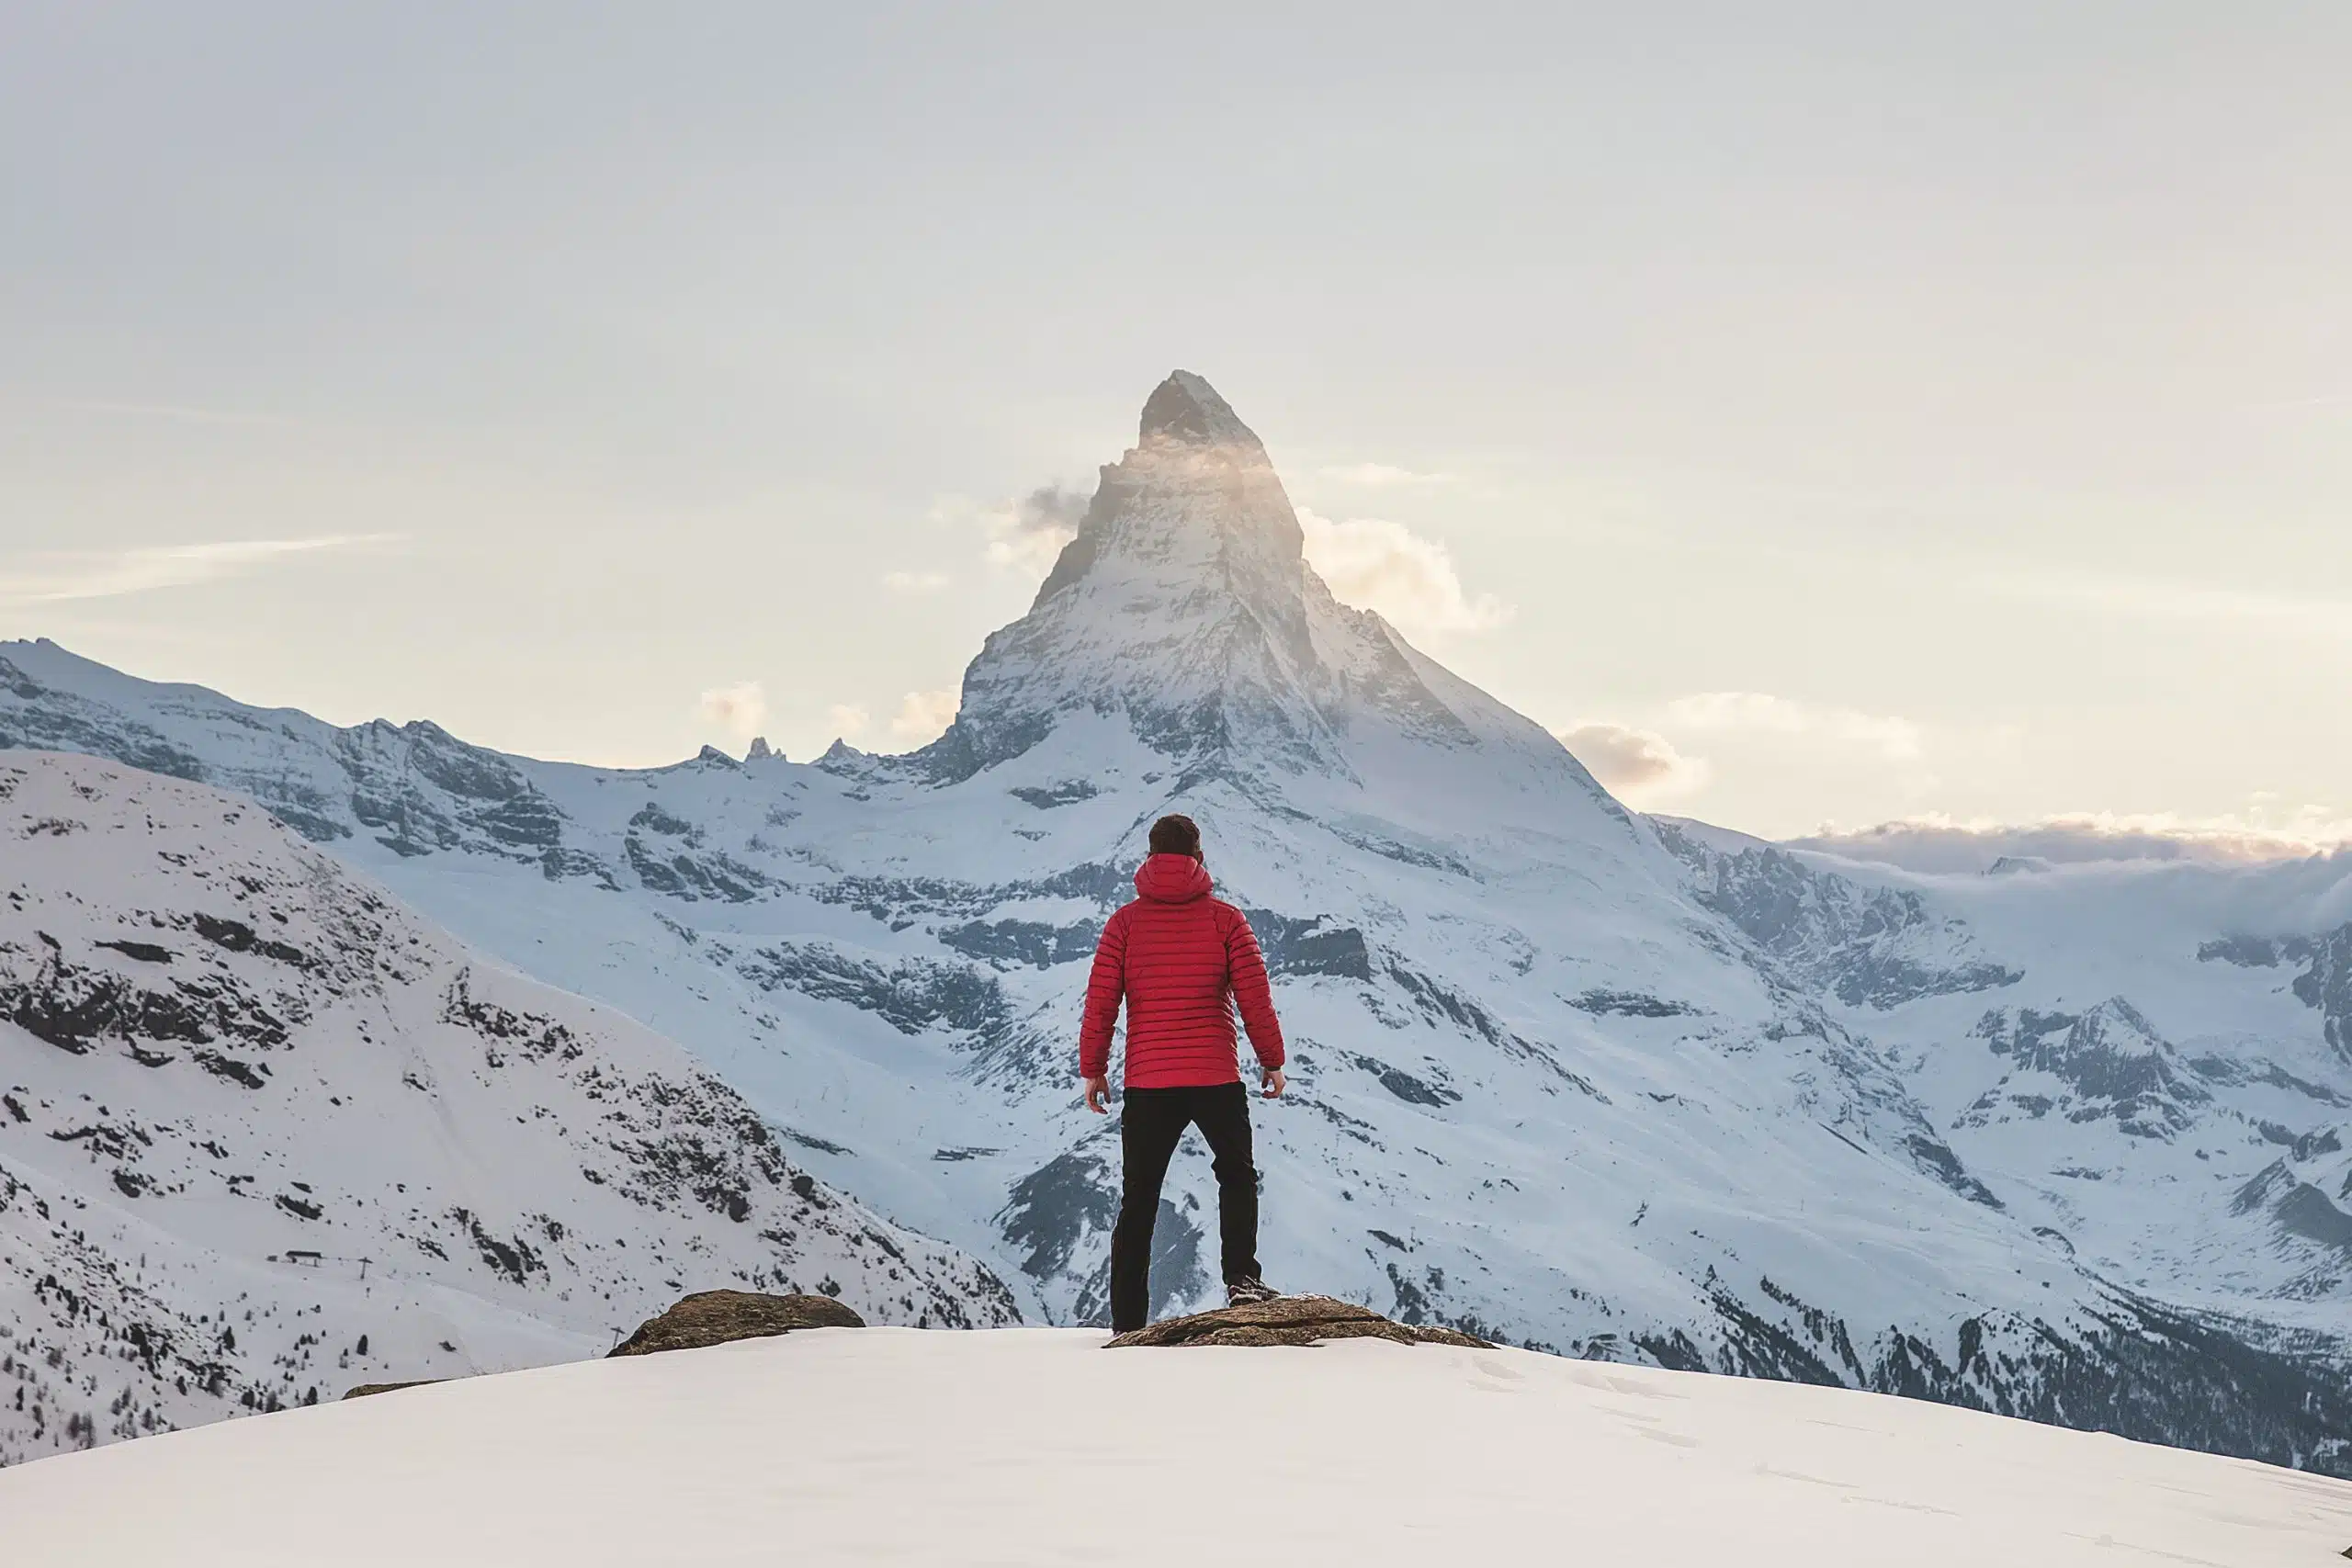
[1689,837,2352,1341]
[4,372,2350,1472]
[4,1328,2349,1567]
[0,753,1014,1464]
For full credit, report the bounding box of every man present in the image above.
[1080,813,1286,1333]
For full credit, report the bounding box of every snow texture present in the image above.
[0,755,1013,1463]
[2,1328,2349,1567]
[4,371,2351,1472]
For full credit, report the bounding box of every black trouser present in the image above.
[1110,1081,1261,1334]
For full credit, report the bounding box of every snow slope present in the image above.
[0,752,1014,1464]
[3,1329,2348,1567]
[1669,834,2352,1337]
[3,372,2348,1472]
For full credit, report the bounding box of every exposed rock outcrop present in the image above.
[608,1290,865,1358]
[1105,1295,1488,1349]
[343,1380,441,1401]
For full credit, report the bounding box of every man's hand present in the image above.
[1261,1067,1286,1100]
[1082,1075,1111,1114]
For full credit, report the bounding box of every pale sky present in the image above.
[4,4,2347,845]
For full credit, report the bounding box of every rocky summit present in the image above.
[609,1290,866,1358]
[1106,1295,1489,1349]
[4,372,2352,1474]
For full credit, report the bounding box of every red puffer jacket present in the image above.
[1079,854,1286,1089]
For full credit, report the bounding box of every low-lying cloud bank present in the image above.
[1786,813,2352,874]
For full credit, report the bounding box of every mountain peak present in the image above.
[1138,370,1260,450]
[911,370,1593,789]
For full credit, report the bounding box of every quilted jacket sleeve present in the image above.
[1224,908,1286,1071]
[1078,908,1129,1078]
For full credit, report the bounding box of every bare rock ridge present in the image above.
[1105,1295,1491,1349]
[1137,368,1264,450]
[356,1292,1454,1389]
[608,1290,867,1358]
[345,1292,866,1397]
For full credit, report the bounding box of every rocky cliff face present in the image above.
[4,373,2350,1474]
[0,753,1015,1464]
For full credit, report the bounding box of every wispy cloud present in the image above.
[37,394,293,429]
[1555,721,1710,804]
[826,703,871,741]
[1298,508,1511,640]
[696,680,768,741]
[1664,691,1924,762]
[0,536,401,605]
[1317,462,1455,487]
[889,688,959,744]
[980,484,1089,578]
[883,570,951,594]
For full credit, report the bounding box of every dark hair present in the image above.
[1148,813,1202,858]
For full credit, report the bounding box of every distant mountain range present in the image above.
[5,371,2347,1471]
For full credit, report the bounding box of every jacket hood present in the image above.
[1134,853,1213,904]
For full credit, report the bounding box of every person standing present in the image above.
[1080,813,1286,1333]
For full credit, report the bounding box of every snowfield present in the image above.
[3,1329,2348,1567]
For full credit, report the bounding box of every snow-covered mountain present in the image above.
[0,752,1014,1464]
[4,371,2348,1472]
[1664,830,2352,1335]
[9,1327,2349,1567]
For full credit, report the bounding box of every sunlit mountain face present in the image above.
[6,372,2349,1472]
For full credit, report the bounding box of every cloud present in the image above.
[982,484,1090,578]
[696,681,767,742]
[0,536,401,605]
[1664,691,1924,762]
[889,688,960,744]
[1297,508,1511,640]
[1555,722,1711,803]
[883,570,951,594]
[42,395,289,429]
[1317,462,1455,487]
[1786,808,2352,872]
[826,704,871,739]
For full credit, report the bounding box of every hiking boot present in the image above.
[1226,1276,1281,1307]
